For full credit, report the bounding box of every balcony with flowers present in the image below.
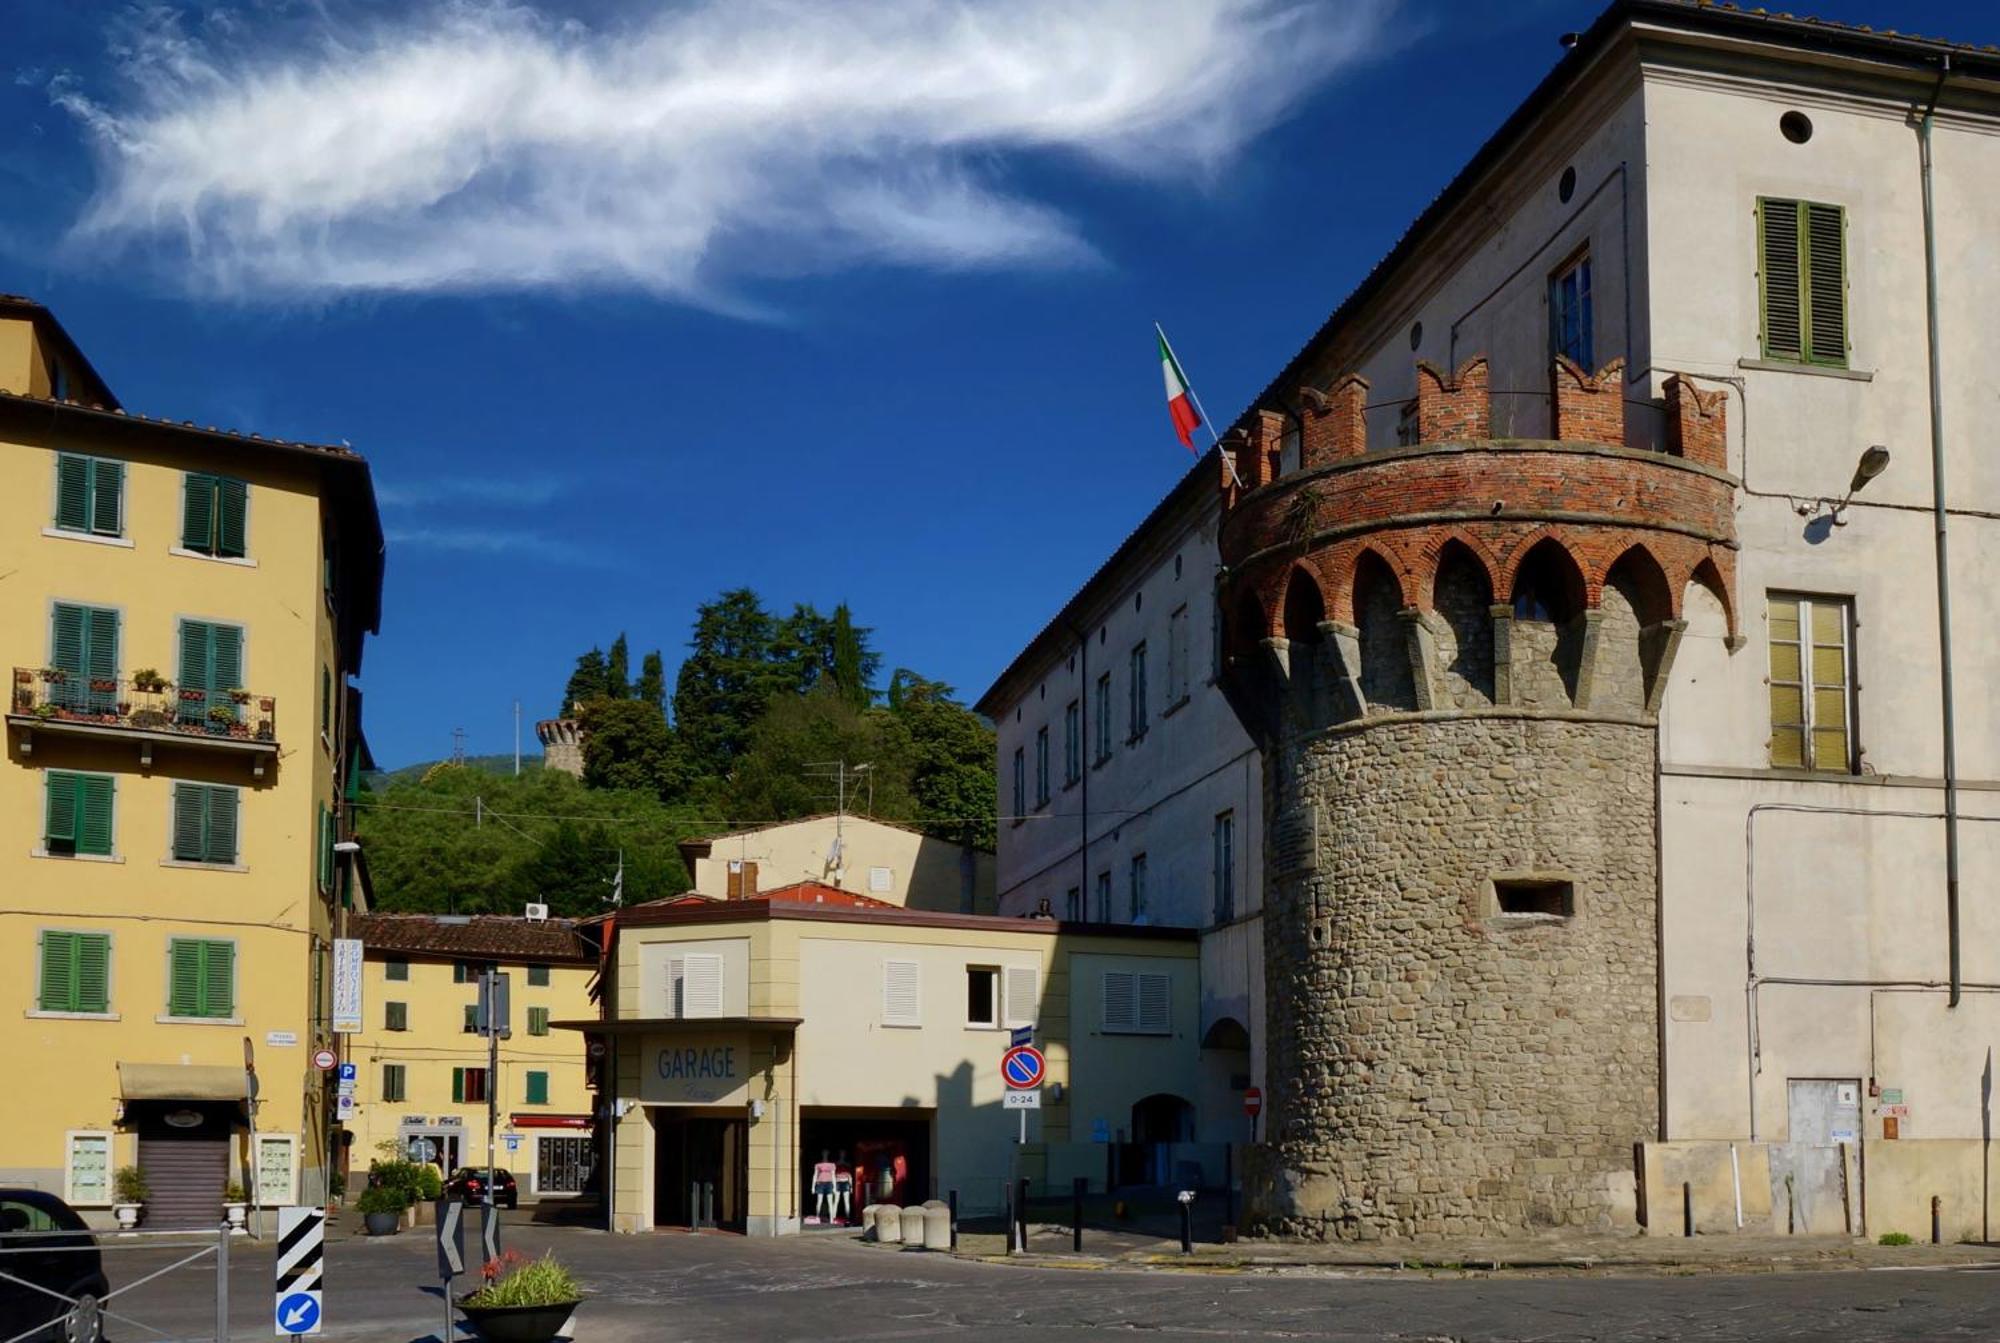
[9,667,278,776]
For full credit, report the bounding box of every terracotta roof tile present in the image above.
[351,913,594,964]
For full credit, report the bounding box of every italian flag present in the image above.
[1158,329,1201,451]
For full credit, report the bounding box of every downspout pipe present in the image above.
[1917,56,1962,1007]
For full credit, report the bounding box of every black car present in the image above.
[444,1167,519,1209]
[0,1189,110,1343]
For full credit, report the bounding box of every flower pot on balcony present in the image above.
[228,690,251,705]
[179,689,205,703]
[228,723,249,739]
[89,678,117,694]
[256,723,275,742]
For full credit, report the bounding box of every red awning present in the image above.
[510,1114,592,1129]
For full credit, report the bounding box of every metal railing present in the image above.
[9,669,278,744]
[0,1221,232,1343]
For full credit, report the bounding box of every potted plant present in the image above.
[32,702,58,721]
[39,667,65,685]
[132,668,167,694]
[89,676,118,694]
[13,669,30,685]
[113,1166,148,1230]
[228,687,251,705]
[223,1180,248,1232]
[458,1251,583,1343]
[357,1185,407,1236]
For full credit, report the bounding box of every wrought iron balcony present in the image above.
[8,667,278,776]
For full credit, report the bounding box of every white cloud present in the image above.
[376,474,570,509]
[385,524,604,565]
[57,0,1391,302]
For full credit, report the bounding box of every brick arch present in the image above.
[1340,544,1412,620]
[1416,529,1501,614]
[1280,563,1329,642]
[1600,542,1675,628]
[1495,526,1590,608]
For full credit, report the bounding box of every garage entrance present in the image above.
[130,1102,238,1229]
[798,1110,931,1223]
[652,1108,746,1231]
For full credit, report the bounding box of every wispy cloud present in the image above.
[55,0,1392,303]
[385,524,605,566]
[376,474,571,509]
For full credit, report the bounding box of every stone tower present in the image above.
[536,716,584,779]
[1219,356,1738,1239]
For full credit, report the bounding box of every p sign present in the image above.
[1001,1044,1046,1091]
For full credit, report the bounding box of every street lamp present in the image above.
[1799,445,1891,529]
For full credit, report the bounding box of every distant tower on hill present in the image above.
[537,711,585,779]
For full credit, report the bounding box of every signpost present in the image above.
[1001,1042,1046,1252]
[476,970,510,1269]
[1001,1045,1045,1090]
[1243,1086,1263,1143]
[310,1048,337,1073]
[436,1198,464,1343]
[331,938,364,1034]
[273,1207,324,1336]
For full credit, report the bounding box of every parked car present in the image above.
[0,1188,110,1343]
[444,1167,519,1209]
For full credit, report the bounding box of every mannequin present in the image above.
[833,1151,854,1225]
[812,1149,838,1224]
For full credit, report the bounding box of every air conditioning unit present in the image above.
[523,902,549,922]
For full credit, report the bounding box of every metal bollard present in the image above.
[1016,1177,1029,1253]
[1177,1190,1195,1254]
[1683,1181,1694,1238]
[689,1181,700,1231]
[948,1190,958,1250]
[1932,1195,1942,1245]
[1073,1176,1086,1253]
[216,1219,230,1343]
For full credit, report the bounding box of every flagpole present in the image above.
[1155,321,1243,488]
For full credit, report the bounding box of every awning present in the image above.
[551,1016,801,1035]
[119,1063,249,1102]
[509,1114,592,1130]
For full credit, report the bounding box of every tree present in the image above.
[606,633,631,700]
[561,647,609,714]
[673,589,784,778]
[579,698,692,801]
[636,650,666,712]
[885,669,997,850]
[725,688,913,825]
[829,603,875,710]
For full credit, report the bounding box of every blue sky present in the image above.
[6,0,1996,768]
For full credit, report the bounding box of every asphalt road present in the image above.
[86,1219,2000,1342]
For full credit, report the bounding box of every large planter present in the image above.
[224,1202,248,1232]
[363,1211,401,1237]
[455,1298,580,1343]
[113,1204,142,1231]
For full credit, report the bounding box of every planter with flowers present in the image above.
[113,1166,148,1230]
[223,1180,248,1233]
[458,1251,582,1343]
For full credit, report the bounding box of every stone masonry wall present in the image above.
[1252,715,1658,1240]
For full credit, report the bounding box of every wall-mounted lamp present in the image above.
[1798,445,1891,529]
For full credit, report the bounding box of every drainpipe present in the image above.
[1917,56,1962,1007]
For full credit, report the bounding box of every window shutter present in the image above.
[526,1071,549,1105]
[463,1004,478,1033]
[1759,197,1803,361]
[683,954,724,1017]
[90,459,122,536]
[202,941,233,1017]
[452,1068,465,1103]
[75,934,110,1014]
[167,941,203,1017]
[171,784,207,862]
[177,621,211,727]
[883,959,920,1026]
[77,775,114,857]
[528,1007,549,1036]
[1004,966,1038,1029]
[386,1001,407,1031]
[40,931,76,1012]
[45,772,79,850]
[666,957,686,1017]
[1137,972,1171,1034]
[212,624,243,695]
[50,604,85,678]
[1103,972,1137,1032]
[55,455,90,531]
[207,788,238,865]
[216,478,249,557]
[182,473,216,551]
[316,807,330,890]
[1805,202,1847,366]
[82,608,118,685]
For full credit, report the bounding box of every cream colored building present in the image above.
[0,295,381,1227]
[679,814,995,914]
[571,882,1200,1235]
[343,914,598,1198]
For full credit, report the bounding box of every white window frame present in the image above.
[965,965,1001,1029]
[64,1130,114,1207]
[882,958,921,1028]
[254,1132,298,1206]
[1766,591,1857,773]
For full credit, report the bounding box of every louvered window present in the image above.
[44,770,114,857]
[1103,970,1171,1035]
[667,953,724,1019]
[166,938,234,1018]
[382,1064,406,1102]
[175,619,244,729]
[525,1071,549,1105]
[1758,198,1848,367]
[883,959,921,1027]
[53,454,124,537]
[171,782,239,865]
[49,602,119,714]
[1004,966,1039,1029]
[39,930,111,1014]
[180,472,249,558]
[528,1007,550,1036]
[385,1001,408,1031]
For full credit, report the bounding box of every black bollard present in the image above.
[689,1180,700,1232]
[1016,1177,1030,1252]
[1178,1193,1194,1254]
[1932,1195,1942,1245]
[1682,1181,1693,1238]
[1073,1177,1086,1252]
[948,1189,958,1250]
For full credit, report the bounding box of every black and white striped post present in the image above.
[273,1206,325,1336]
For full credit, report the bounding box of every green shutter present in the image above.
[452,1068,465,1103]
[168,940,203,1016]
[74,934,109,1014]
[207,788,238,864]
[50,604,85,678]
[216,478,248,558]
[525,1071,548,1105]
[182,473,216,551]
[55,456,90,531]
[318,807,333,891]
[212,625,243,698]
[76,775,114,857]
[39,931,75,1012]
[1759,197,1803,361]
[528,1007,549,1036]
[463,1004,478,1033]
[321,668,331,735]
[171,784,207,862]
[1804,202,1848,367]
[90,459,122,536]
[386,1001,407,1031]
[45,773,78,851]
[202,941,234,1017]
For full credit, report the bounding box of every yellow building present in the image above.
[571,882,1203,1235]
[678,814,996,913]
[0,295,382,1227]
[344,914,598,1199]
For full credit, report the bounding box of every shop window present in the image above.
[966,967,999,1028]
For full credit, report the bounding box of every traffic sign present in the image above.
[274,1207,324,1336]
[436,1198,465,1278]
[1243,1087,1263,1119]
[336,1062,357,1084]
[1009,1024,1034,1048]
[310,1049,337,1072]
[1003,1090,1042,1110]
[335,1094,355,1121]
[1001,1044,1046,1090]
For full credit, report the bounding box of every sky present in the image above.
[5,0,1997,768]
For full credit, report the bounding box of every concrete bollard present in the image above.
[922,1201,952,1251]
[899,1205,927,1246]
[859,1204,881,1241]
[874,1204,903,1244]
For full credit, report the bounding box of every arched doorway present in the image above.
[1120,1093,1196,1188]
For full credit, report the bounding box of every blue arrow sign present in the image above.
[276,1291,321,1335]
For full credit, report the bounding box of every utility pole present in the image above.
[804,760,872,886]
[452,727,467,767]
[513,701,521,776]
